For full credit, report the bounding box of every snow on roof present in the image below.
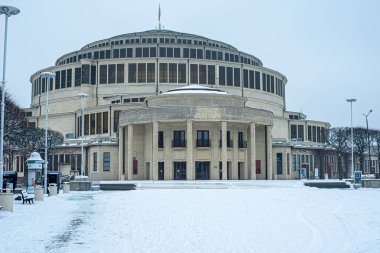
[163,85,228,95]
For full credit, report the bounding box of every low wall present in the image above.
[70,181,91,191]
[346,179,380,188]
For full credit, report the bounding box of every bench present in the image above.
[21,191,35,204]
[0,206,3,210]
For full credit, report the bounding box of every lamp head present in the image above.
[346,98,357,103]
[0,6,20,16]
[78,93,89,98]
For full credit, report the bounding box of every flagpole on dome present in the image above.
[158,4,162,30]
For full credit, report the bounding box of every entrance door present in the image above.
[301,164,309,179]
[195,161,210,180]
[146,162,150,180]
[238,162,244,180]
[174,162,186,180]
[227,162,232,180]
[158,162,164,180]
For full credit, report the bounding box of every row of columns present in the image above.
[119,121,273,180]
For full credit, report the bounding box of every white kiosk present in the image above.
[27,152,44,194]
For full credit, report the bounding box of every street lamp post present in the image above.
[346,98,357,178]
[0,5,20,192]
[78,93,89,178]
[40,72,56,194]
[362,109,373,174]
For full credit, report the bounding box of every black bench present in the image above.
[21,191,35,204]
[0,206,3,210]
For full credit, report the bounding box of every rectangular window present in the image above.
[91,65,96,85]
[167,47,173,57]
[126,48,133,58]
[174,48,180,57]
[159,47,166,57]
[108,64,116,84]
[255,71,260,90]
[308,126,312,141]
[100,65,107,84]
[96,112,102,134]
[113,110,120,133]
[312,126,317,142]
[90,113,95,135]
[133,159,138,175]
[117,64,124,83]
[61,70,66,88]
[243,69,249,88]
[262,73,267,91]
[178,64,186,83]
[173,130,186,147]
[298,125,304,141]
[195,161,210,180]
[183,48,189,58]
[196,130,210,147]
[234,68,240,87]
[84,114,89,135]
[150,47,156,57]
[103,152,110,171]
[197,49,203,59]
[159,63,168,83]
[317,127,321,143]
[208,65,215,85]
[256,160,261,174]
[158,131,164,148]
[190,64,198,84]
[271,76,275,93]
[93,152,97,171]
[219,66,225,85]
[113,49,119,58]
[55,71,61,89]
[143,47,149,57]
[199,65,206,84]
[128,63,136,83]
[238,132,246,148]
[147,63,155,83]
[169,63,177,83]
[138,63,146,83]
[81,65,90,84]
[190,49,196,58]
[277,153,283,175]
[103,112,108,133]
[136,47,142,57]
[67,69,72,87]
[226,67,233,86]
[291,125,297,139]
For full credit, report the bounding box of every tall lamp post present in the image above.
[362,109,373,173]
[0,5,20,192]
[346,98,357,177]
[40,72,55,194]
[78,93,89,178]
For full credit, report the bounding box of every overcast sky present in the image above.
[1,0,379,128]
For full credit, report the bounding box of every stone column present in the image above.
[186,120,194,180]
[232,126,238,180]
[152,121,159,180]
[118,126,124,180]
[250,123,256,180]
[221,121,227,180]
[266,125,273,180]
[127,124,133,180]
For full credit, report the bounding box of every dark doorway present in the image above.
[158,162,164,180]
[173,162,186,180]
[195,161,210,180]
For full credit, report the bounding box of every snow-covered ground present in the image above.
[1,181,379,253]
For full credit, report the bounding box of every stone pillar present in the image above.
[152,121,159,180]
[221,122,228,180]
[127,124,134,180]
[232,126,238,180]
[266,125,273,180]
[118,126,124,180]
[250,123,256,180]
[186,120,194,180]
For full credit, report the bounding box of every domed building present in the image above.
[20,29,334,181]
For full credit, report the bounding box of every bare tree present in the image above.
[353,127,369,172]
[328,127,350,179]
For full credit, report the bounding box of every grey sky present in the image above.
[1,0,379,128]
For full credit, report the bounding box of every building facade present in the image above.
[15,29,355,180]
